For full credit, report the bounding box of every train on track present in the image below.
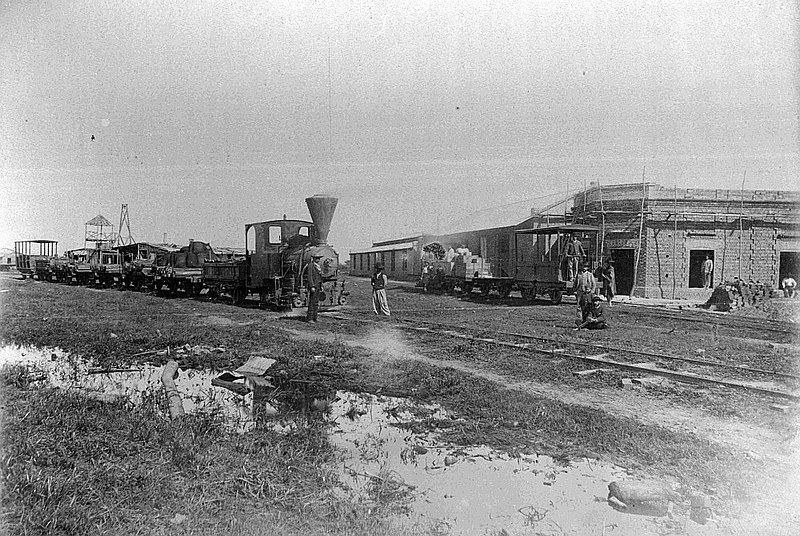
[13,195,348,310]
[419,223,604,304]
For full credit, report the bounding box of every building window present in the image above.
[381,252,386,268]
[689,250,715,288]
[402,251,408,271]
[390,250,396,271]
[367,255,370,271]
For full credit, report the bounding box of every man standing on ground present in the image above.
[575,295,610,330]
[782,277,797,298]
[371,263,391,316]
[702,256,714,289]
[601,258,616,305]
[573,263,596,321]
[305,253,323,323]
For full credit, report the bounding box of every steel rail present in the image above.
[325,312,799,401]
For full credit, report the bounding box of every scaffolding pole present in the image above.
[738,171,746,280]
[672,185,677,299]
[632,167,647,297]
[598,180,606,258]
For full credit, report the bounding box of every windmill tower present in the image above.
[116,204,135,247]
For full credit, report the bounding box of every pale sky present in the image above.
[1,0,798,254]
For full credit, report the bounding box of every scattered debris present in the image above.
[769,403,791,413]
[573,368,613,377]
[703,280,773,312]
[619,379,634,389]
[161,360,185,419]
[212,355,276,397]
[632,377,667,388]
[169,513,187,525]
[690,494,712,524]
[607,480,677,517]
[65,387,127,404]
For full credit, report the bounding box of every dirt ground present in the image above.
[307,276,800,532]
[2,272,800,535]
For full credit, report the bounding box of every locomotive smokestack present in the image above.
[305,195,338,245]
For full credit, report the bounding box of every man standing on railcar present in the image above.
[565,235,586,281]
[371,263,391,316]
[306,253,323,323]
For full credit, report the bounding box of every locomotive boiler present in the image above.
[203,195,347,308]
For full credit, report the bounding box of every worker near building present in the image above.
[371,263,391,316]
[782,277,797,298]
[565,235,586,281]
[601,258,616,305]
[575,295,610,330]
[305,253,323,323]
[573,262,596,320]
[702,256,714,289]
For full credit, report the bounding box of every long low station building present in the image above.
[349,182,800,300]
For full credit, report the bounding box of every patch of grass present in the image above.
[0,380,427,536]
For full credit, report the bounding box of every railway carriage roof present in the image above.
[514,224,601,235]
[245,219,313,227]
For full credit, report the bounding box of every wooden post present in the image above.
[162,360,185,419]
[632,167,647,297]
[672,185,677,299]
[738,170,746,280]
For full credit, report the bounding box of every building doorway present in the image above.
[779,251,799,284]
[610,248,635,295]
[689,250,715,288]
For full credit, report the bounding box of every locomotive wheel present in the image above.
[548,289,563,305]
[232,288,246,304]
[462,282,473,294]
[521,286,536,302]
[481,285,491,297]
[337,295,348,306]
[292,296,304,309]
[499,284,512,298]
[318,290,327,303]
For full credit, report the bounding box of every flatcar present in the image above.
[203,195,347,308]
[153,241,217,295]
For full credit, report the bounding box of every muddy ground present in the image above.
[1,273,799,535]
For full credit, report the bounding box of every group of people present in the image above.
[305,255,391,323]
[572,258,615,330]
[306,246,618,331]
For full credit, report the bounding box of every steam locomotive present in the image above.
[202,195,347,308]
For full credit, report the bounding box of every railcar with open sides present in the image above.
[14,240,58,280]
[514,224,602,304]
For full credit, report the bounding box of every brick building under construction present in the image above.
[572,183,800,299]
[350,182,800,300]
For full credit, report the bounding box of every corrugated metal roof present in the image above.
[350,241,417,255]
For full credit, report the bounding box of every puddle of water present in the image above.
[328,392,741,536]
[0,345,259,432]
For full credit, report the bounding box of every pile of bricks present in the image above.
[704,279,774,311]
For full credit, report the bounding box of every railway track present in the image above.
[325,310,800,402]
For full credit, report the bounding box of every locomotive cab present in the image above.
[246,219,312,290]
